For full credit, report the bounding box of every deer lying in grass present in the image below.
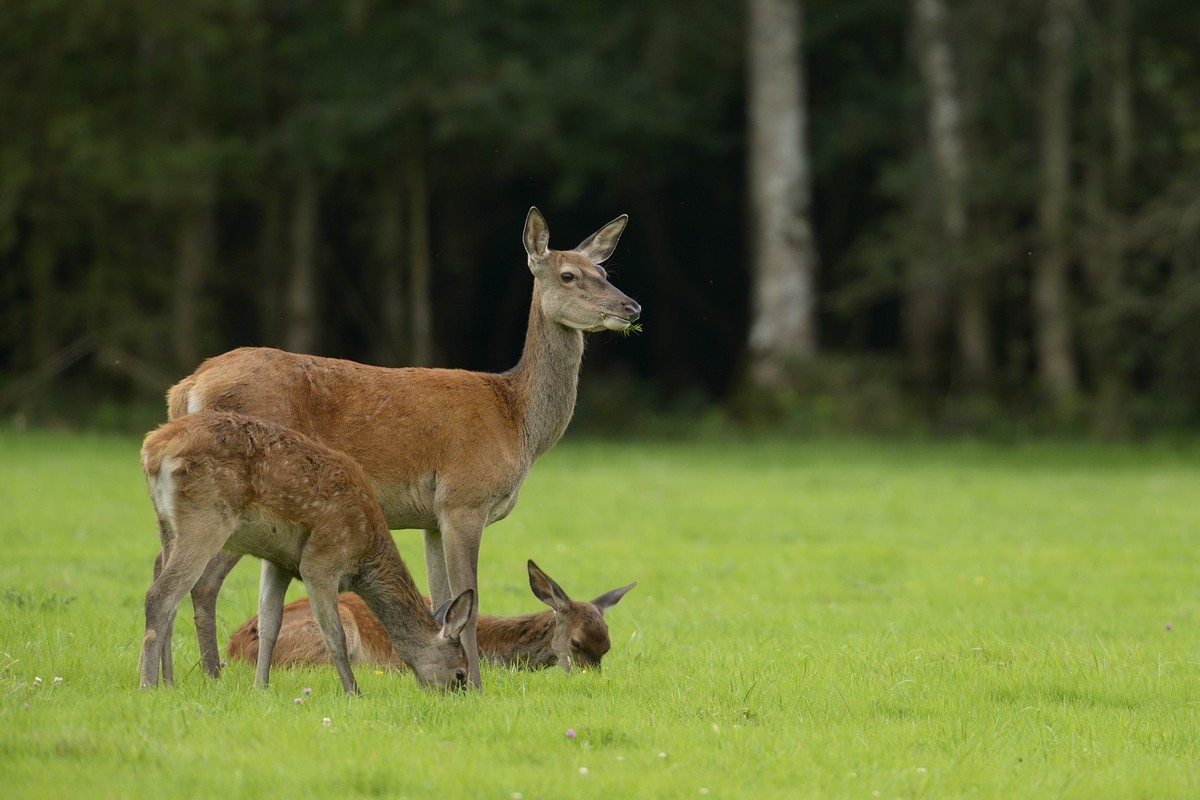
[227,560,637,673]
[138,411,475,695]
[167,207,640,688]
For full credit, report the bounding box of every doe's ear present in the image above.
[438,589,476,640]
[523,207,550,263]
[592,581,637,615]
[527,560,572,614]
[574,214,628,264]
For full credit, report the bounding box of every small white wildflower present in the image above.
[33,676,43,687]
[53,676,63,686]
[711,723,720,734]
[700,790,710,795]
[512,794,523,799]
[658,752,667,759]
[321,717,331,727]
[578,767,588,776]
[917,767,927,774]
[293,697,303,705]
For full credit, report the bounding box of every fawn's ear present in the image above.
[523,207,550,264]
[574,214,627,264]
[437,589,476,641]
[528,560,572,614]
[592,581,637,615]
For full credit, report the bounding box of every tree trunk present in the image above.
[744,0,818,391]
[912,0,988,391]
[912,0,989,389]
[374,178,408,366]
[404,129,434,367]
[284,171,319,354]
[636,197,692,387]
[256,187,285,346]
[28,217,55,372]
[171,173,214,370]
[1083,0,1132,437]
[1033,0,1079,416]
[903,242,948,394]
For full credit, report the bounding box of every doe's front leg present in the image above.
[253,560,291,689]
[440,509,485,690]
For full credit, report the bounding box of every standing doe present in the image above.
[138,411,475,695]
[167,207,640,688]
[226,560,637,672]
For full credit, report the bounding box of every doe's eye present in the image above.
[560,272,576,283]
[570,639,582,650]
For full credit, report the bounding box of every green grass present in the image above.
[1,431,1198,798]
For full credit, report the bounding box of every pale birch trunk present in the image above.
[913,0,990,389]
[1033,0,1079,414]
[745,0,818,391]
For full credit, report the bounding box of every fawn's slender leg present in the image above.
[140,534,223,688]
[301,570,358,695]
[192,550,243,677]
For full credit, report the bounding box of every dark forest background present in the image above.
[2,0,1198,437]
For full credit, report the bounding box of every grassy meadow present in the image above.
[1,430,1198,798]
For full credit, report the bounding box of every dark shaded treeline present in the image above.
[2,0,1198,435]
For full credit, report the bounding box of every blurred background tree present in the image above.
[1,0,1198,436]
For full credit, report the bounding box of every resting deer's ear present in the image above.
[527,560,572,614]
[574,214,627,264]
[438,589,475,640]
[523,207,550,264]
[591,581,637,615]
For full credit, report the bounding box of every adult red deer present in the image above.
[227,560,636,672]
[138,411,475,695]
[167,207,640,688]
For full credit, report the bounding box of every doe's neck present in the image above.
[506,288,586,458]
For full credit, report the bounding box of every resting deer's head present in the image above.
[523,207,641,333]
[527,559,637,673]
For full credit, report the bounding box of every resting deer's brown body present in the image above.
[227,560,636,672]
[138,411,474,695]
[166,208,639,688]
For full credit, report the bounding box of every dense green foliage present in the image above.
[2,1,1199,434]
[2,433,1198,797]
